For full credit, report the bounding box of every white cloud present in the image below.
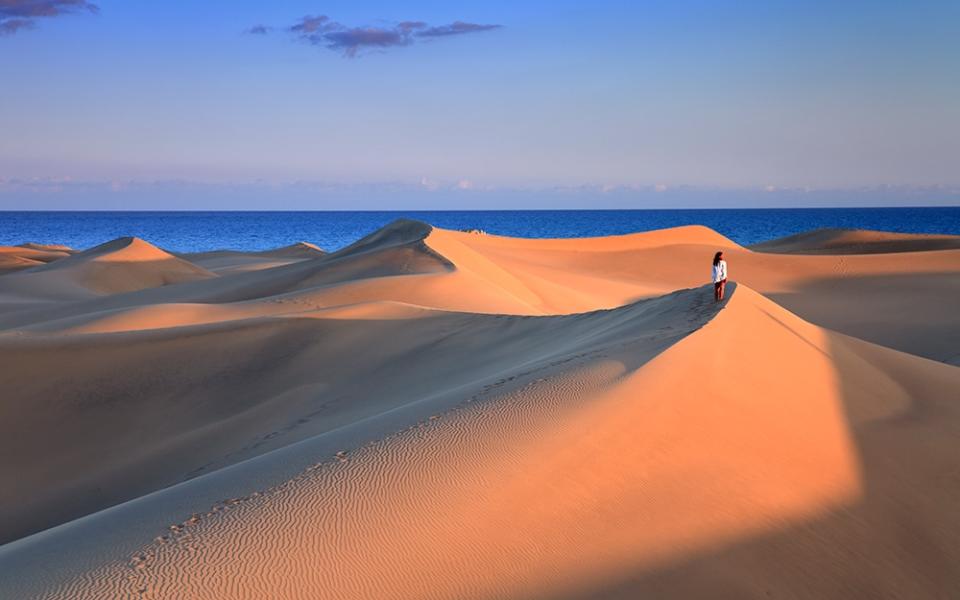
[419,176,439,191]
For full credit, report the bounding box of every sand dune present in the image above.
[0,252,43,274]
[2,221,955,360]
[0,237,215,302]
[430,225,959,362]
[0,220,957,598]
[180,242,325,275]
[0,243,73,274]
[1,243,73,263]
[751,227,960,254]
[1,283,958,599]
[18,242,76,253]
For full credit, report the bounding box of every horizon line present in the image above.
[2,205,958,212]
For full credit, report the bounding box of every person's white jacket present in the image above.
[712,259,727,283]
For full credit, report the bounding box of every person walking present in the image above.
[712,251,728,301]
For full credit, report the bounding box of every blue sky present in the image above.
[1,0,958,209]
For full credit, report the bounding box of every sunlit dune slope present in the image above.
[1,284,957,599]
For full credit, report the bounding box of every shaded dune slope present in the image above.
[1,284,958,599]
[750,227,960,254]
[179,242,325,275]
[184,241,324,261]
[0,283,720,544]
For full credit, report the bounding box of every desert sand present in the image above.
[0,220,958,599]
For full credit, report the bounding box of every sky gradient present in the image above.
[2,0,959,209]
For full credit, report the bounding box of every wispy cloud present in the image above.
[251,14,501,57]
[0,0,98,36]
[245,24,270,35]
[289,15,334,34]
[0,16,30,34]
[417,21,501,38]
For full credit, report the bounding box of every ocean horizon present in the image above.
[2,207,959,253]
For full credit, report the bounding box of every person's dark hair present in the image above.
[713,251,723,266]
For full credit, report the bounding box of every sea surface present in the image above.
[1,208,958,253]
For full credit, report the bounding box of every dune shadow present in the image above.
[767,271,960,364]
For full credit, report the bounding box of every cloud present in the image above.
[397,21,427,33]
[419,177,440,192]
[245,24,270,35]
[0,16,30,34]
[0,0,98,17]
[254,14,501,57]
[416,21,501,38]
[0,0,98,35]
[289,14,333,34]
[324,27,410,57]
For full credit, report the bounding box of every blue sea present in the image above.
[1,208,958,253]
